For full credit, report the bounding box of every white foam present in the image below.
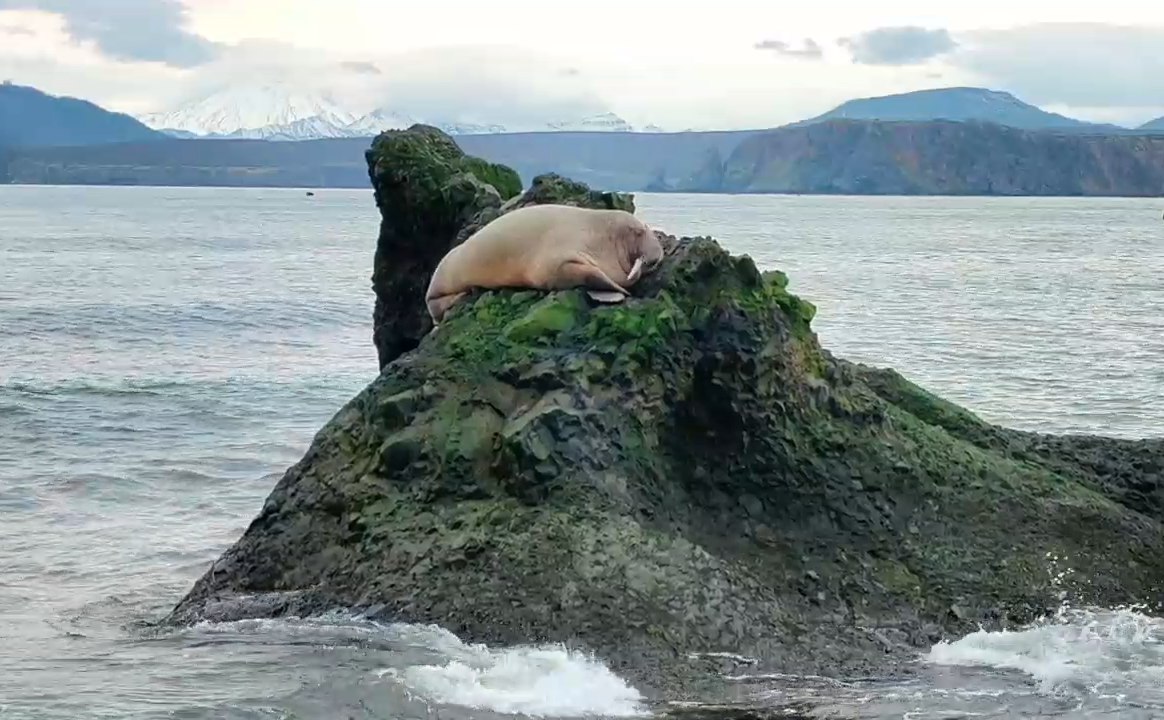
[377,624,649,718]
[924,605,1164,696]
[183,614,648,717]
[686,651,758,665]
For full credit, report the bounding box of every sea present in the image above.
[2,185,1163,719]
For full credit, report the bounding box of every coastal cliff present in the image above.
[167,125,1164,700]
[676,119,1164,196]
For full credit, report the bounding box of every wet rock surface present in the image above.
[168,125,1164,701]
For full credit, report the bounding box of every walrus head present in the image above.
[629,216,665,272]
[612,214,665,287]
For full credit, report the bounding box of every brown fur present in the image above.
[425,203,664,324]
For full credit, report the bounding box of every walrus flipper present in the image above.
[427,291,468,324]
[559,258,630,299]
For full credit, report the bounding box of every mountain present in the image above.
[343,108,421,136]
[139,83,644,140]
[430,119,509,135]
[0,82,164,148]
[11,117,1162,197]
[677,119,1164,196]
[2,129,756,189]
[544,112,635,132]
[228,113,362,141]
[796,87,1126,133]
[140,81,358,139]
[1141,117,1164,132]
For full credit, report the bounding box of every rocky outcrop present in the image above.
[168,125,1164,701]
[366,124,633,369]
[679,119,1164,196]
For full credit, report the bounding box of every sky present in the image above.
[0,0,1162,130]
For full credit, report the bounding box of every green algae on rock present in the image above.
[367,123,637,371]
[168,125,1164,700]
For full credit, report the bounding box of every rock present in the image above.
[168,126,1164,700]
[366,125,636,370]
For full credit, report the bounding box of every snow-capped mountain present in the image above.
[434,120,509,135]
[545,112,635,133]
[141,81,358,139]
[343,108,421,136]
[225,112,360,141]
[140,85,652,140]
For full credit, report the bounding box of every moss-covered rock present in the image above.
[171,126,1164,703]
[366,125,637,370]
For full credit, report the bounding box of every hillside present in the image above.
[0,82,164,148]
[796,87,1124,133]
[1142,117,1164,132]
[678,119,1164,196]
[3,129,758,190]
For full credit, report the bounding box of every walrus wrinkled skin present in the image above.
[425,203,665,324]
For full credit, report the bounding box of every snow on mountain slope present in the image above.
[140,86,649,140]
[545,112,635,132]
[344,108,421,136]
[435,120,510,135]
[141,81,358,138]
[224,112,362,141]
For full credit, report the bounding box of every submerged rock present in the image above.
[170,125,1164,699]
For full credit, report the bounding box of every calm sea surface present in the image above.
[2,186,1163,719]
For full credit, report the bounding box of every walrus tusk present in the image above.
[625,256,645,285]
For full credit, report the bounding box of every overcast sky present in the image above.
[1,0,1162,129]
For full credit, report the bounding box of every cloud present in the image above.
[754,38,823,60]
[0,21,32,34]
[371,46,611,128]
[0,0,219,67]
[339,60,381,75]
[839,26,957,65]
[949,23,1164,111]
[118,41,611,127]
[0,52,188,115]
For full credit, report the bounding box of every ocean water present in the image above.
[2,185,1163,719]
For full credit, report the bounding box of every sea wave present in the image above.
[925,604,1164,700]
[178,614,648,718]
[378,624,648,718]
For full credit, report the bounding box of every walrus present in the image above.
[425,203,665,324]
